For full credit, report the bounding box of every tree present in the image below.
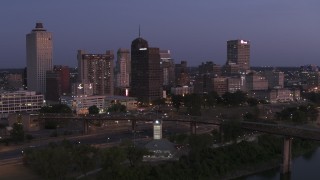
[10,123,24,142]
[243,112,254,121]
[152,98,166,106]
[184,94,202,116]
[303,92,320,104]
[247,98,258,106]
[107,103,127,113]
[171,95,183,112]
[203,91,220,108]
[25,146,71,179]
[276,104,317,124]
[126,146,148,167]
[73,144,98,177]
[221,119,243,142]
[189,134,213,152]
[88,105,99,114]
[100,146,127,179]
[292,110,307,123]
[222,91,247,106]
[40,104,72,114]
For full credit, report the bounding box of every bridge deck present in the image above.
[39,114,320,141]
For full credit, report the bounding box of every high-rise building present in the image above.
[46,65,70,102]
[227,39,250,72]
[77,50,114,96]
[160,50,175,87]
[115,48,131,88]
[175,61,190,86]
[26,22,53,95]
[131,36,162,103]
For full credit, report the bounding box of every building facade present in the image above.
[26,22,53,95]
[264,70,285,89]
[46,65,70,102]
[171,86,194,96]
[227,76,246,93]
[246,72,269,91]
[60,95,106,114]
[77,50,114,96]
[175,61,190,86]
[249,88,300,103]
[212,77,228,95]
[71,82,94,96]
[227,39,250,72]
[131,37,162,103]
[115,48,131,88]
[160,50,175,88]
[0,90,44,117]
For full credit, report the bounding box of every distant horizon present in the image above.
[0,65,314,71]
[1,1,319,68]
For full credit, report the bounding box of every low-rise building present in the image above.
[212,77,228,95]
[60,95,106,114]
[60,95,137,114]
[170,86,193,96]
[246,72,268,91]
[8,113,40,132]
[0,90,44,118]
[249,88,300,103]
[105,95,137,111]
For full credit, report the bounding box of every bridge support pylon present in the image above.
[281,136,292,175]
[190,121,197,135]
[132,120,137,132]
[83,119,89,135]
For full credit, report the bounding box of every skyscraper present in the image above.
[160,50,175,88]
[77,50,114,96]
[115,48,131,88]
[131,36,162,103]
[227,39,250,72]
[26,22,53,95]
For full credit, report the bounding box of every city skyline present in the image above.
[0,1,320,68]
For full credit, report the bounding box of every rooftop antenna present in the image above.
[139,24,141,38]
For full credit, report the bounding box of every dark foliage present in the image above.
[40,104,72,114]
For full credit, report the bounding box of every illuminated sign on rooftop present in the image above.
[240,40,248,44]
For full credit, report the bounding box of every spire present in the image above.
[139,24,141,38]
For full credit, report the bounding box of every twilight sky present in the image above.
[0,0,319,68]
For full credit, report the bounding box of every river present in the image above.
[236,147,320,180]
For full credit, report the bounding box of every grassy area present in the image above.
[0,163,40,180]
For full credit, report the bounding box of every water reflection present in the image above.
[236,147,320,180]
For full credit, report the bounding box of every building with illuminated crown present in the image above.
[130,35,162,103]
[227,39,250,72]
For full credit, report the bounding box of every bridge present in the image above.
[38,113,320,175]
